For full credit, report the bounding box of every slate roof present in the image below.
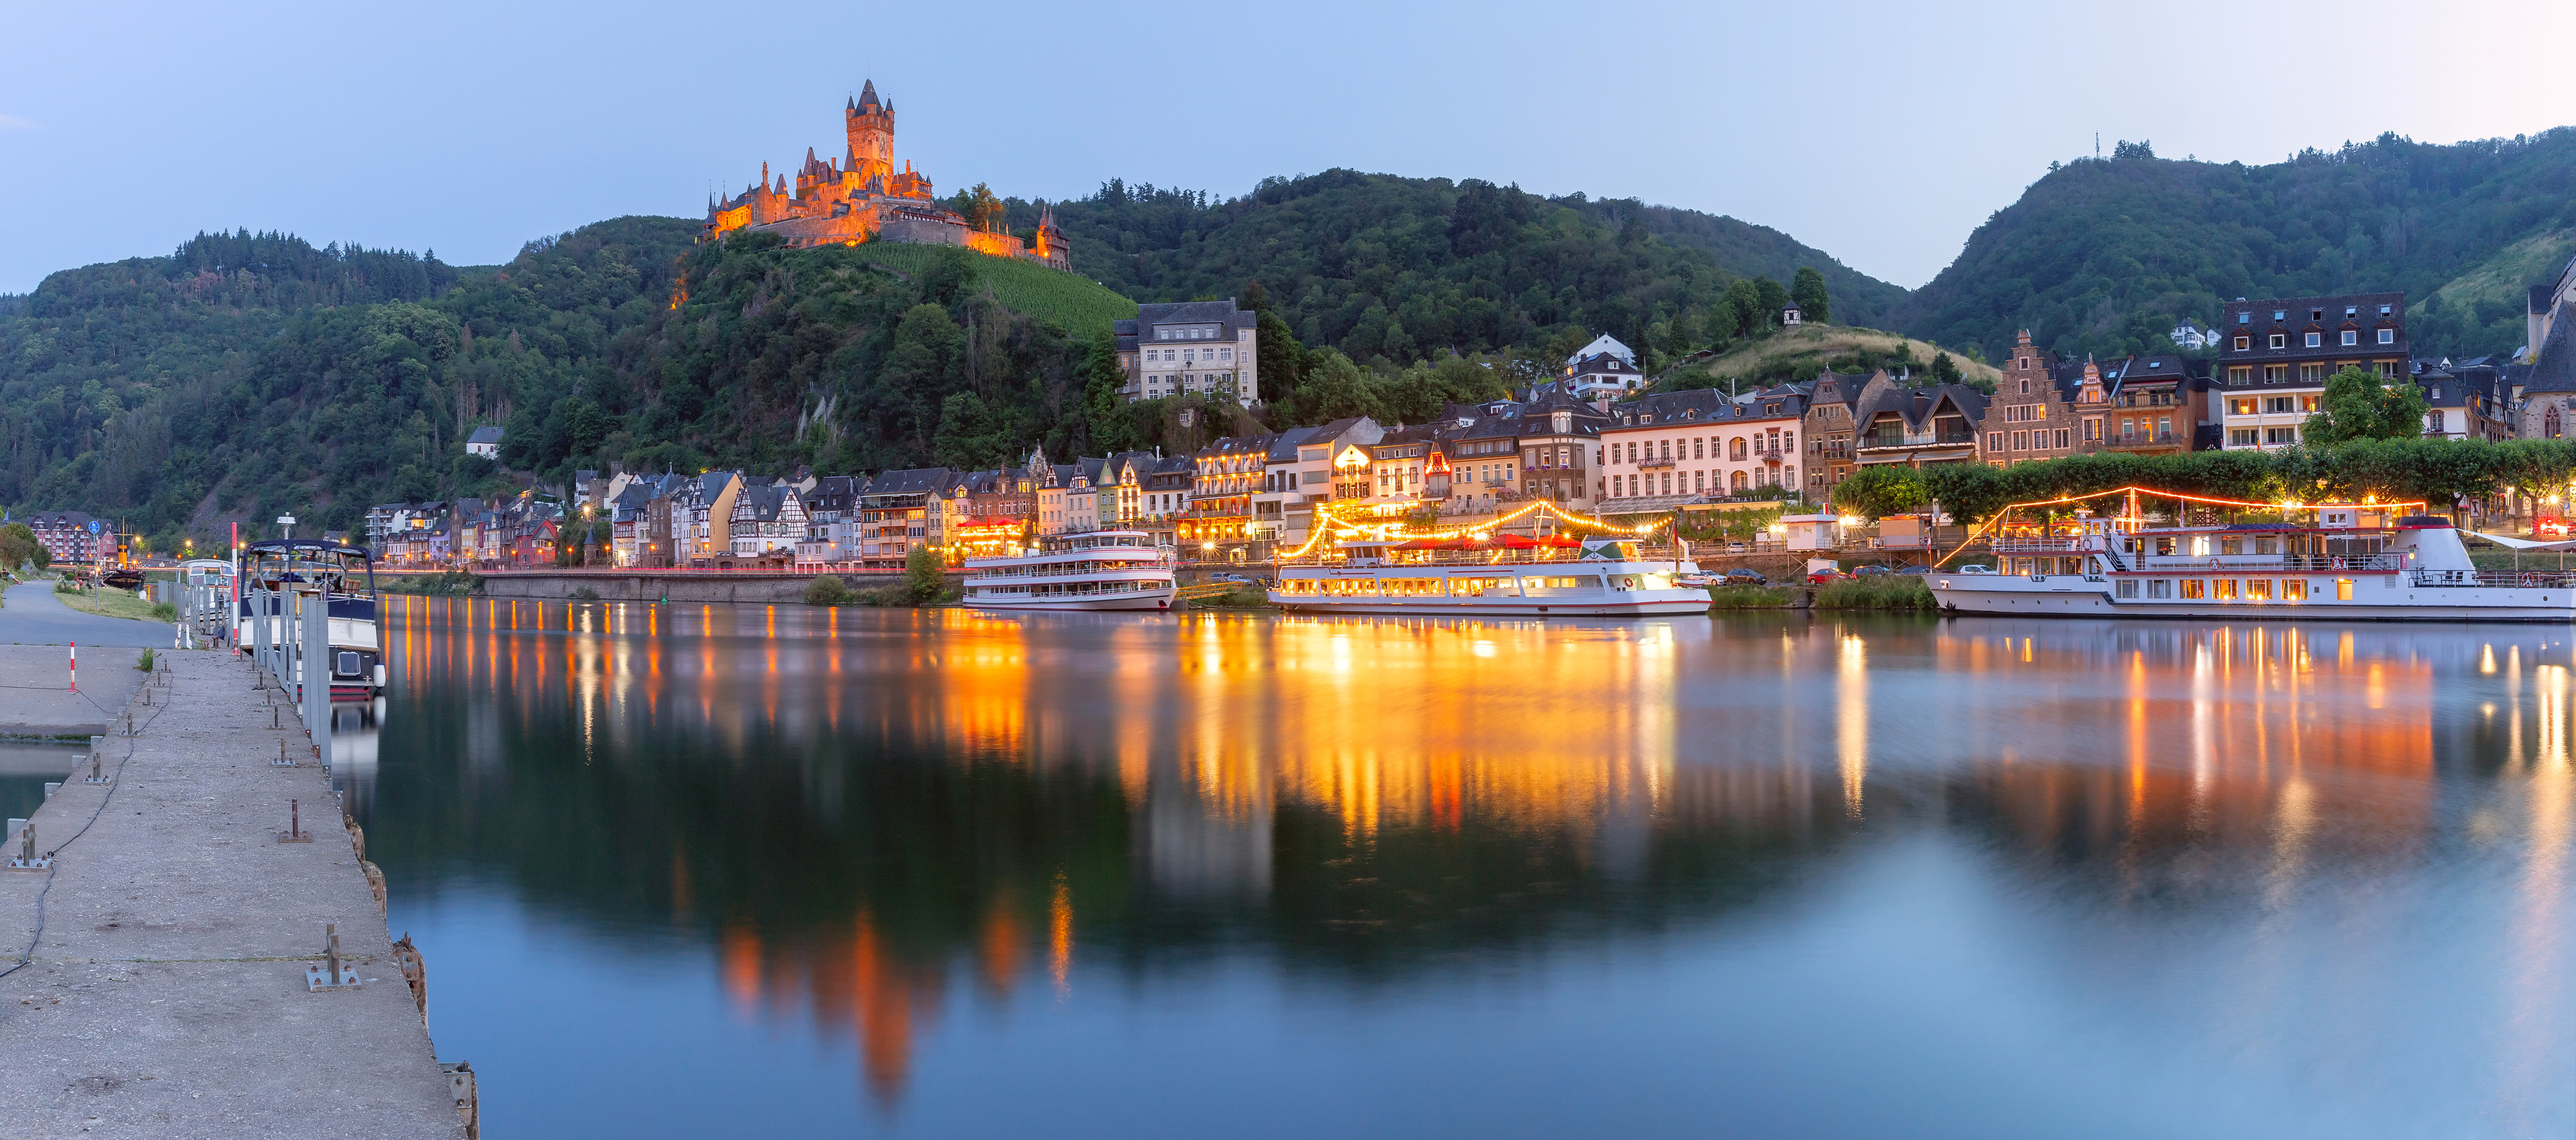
[862,467,954,499]
[467,426,504,446]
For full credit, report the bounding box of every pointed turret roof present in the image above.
[857,79,880,110]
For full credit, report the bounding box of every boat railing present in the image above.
[2133,554,2403,572]
[1989,538,2091,553]
[2411,568,2576,588]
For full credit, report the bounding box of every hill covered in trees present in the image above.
[1014,169,1906,364]
[1891,131,2576,364]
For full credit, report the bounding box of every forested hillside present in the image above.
[1892,131,2576,363]
[0,218,1146,548]
[1014,170,1904,362]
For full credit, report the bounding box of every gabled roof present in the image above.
[467,426,504,445]
[2527,300,2576,394]
[863,467,954,497]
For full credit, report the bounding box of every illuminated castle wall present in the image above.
[702,80,1070,271]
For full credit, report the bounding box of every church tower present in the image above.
[844,80,895,185]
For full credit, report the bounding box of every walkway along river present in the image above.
[0,646,466,1138]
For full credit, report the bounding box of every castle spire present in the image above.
[858,79,879,110]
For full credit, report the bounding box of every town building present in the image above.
[26,512,103,566]
[1116,301,1261,406]
[2216,293,2407,450]
[1565,350,1647,398]
[1845,374,1987,469]
[1597,388,1809,511]
[726,478,809,559]
[1179,435,1271,557]
[1443,405,1524,515]
[675,472,745,565]
[1512,388,1610,510]
[859,469,951,567]
[1261,418,1381,542]
[2411,362,2511,442]
[701,82,1070,269]
[466,426,503,459]
[1799,370,1877,495]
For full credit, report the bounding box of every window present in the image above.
[2147,579,2173,599]
[2299,394,2319,412]
[2012,431,2030,451]
[2269,334,2287,350]
[2336,579,2354,601]
[2054,429,2070,448]
[2237,312,2251,325]
[2264,426,2299,445]
[2116,580,2138,598]
[2245,578,2272,600]
[2228,429,2258,446]
[2229,366,2252,384]
[2283,579,2306,601]
[2274,310,2287,321]
[2305,332,2322,348]
[2180,579,2205,599]
[2233,336,2250,351]
[2264,365,2289,382]
[2019,379,2030,394]
[2263,397,2296,414]
[2300,363,2325,382]
[2430,410,2447,431]
[2216,579,2239,600]
[2378,328,2394,345]
[2340,331,2357,346]
[1986,432,2003,451]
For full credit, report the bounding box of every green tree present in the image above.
[1719,280,1767,339]
[2303,366,2429,445]
[903,544,945,601]
[1833,465,1928,521]
[0,522,47,572]
[1753,277,1790,326]
[1929,352,1962,385]
[1790,267,1831,323]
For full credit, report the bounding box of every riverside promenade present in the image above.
[0,646,465,1138]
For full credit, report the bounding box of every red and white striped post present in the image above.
[68,641,76,693]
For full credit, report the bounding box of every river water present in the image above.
[342,598,2576,1138]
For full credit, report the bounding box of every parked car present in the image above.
[1806,570,1850,585]
[1852,565,1896,578]
[1207,573,1252,584]
[1675,573,1719,588]
[1723,568,1769,586]
[1897,565,1933,575]
[1954,565,1995,575]
[1725,541,1750,554]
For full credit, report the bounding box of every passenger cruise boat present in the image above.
[233,539,385,695]
[1271,536,1710,617]
[961,530,1177,611]
[1933,501,2575,622]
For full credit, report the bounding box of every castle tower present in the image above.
[844,80,895,185]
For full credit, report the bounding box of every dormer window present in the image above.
[2345,306,2358,317]
[2379,328,2395,344]
[2274,311,2287,321]
[2341,331,2357,346]
[2305,332,2321,347]
[2269,334,2286,350]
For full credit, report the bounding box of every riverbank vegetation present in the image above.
[51,580,163,621]
[381,572,483,596]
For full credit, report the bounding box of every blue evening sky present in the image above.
[2,0,2571,294]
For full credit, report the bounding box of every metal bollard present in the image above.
[304,923,359,990]
[280,799,312,843]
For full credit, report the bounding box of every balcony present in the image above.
[2103,430,2182,448]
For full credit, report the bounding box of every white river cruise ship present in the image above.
[962,530,1178,611]
[1271,537,1711,617]
[1933,500,2576,622]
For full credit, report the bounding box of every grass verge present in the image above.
[1706,584,1796,609]
[53,585,162,622]
[381,572,483,596]
[1812,578,1937,611]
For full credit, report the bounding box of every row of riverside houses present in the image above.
[364,286,2576,571]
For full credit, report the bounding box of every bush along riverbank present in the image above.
[805,549,957,607]
[1704,577,1937,612]
[1189,585,1273,609]
[379,572,483,596]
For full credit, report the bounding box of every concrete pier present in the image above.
[0,648,465,1138]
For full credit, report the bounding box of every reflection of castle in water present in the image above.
[379,600,2576,1102]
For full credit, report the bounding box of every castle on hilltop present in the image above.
[701,81,1069,271]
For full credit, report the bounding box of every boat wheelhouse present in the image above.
[961,530,1177,611]
[1933,492,2574,622]
[1271,535,1710,617]
[233,539,385,695]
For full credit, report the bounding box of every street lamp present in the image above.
[277,515,297,540]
